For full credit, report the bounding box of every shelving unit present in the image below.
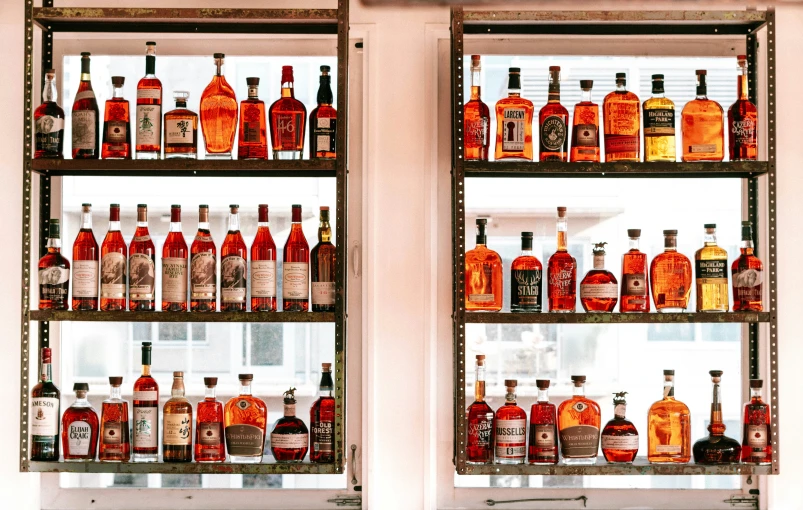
[450,7,779,476]
[20,1,350,475]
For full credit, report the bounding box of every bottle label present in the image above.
[162,257,188,303]
[732,118,757,144]
[225,424,264,456]
[274,112,304,150]
[548,266,575,297]
[644,109,675,136]
[31,397,59,437]
[689,144,717,154]
[105,121,128,143]
[102,421,123,446]
[580,282,618,299]
[601,434,638,450]
[271,432,309,450]
[284,403,296,417]
[136,105,161,148]
[468,413,494,447]
[137,89,161,101]
[133,390,158,401]
[129,253,155,300]
[72,111,97,150]
[191,252,217,299]
[133,235,151,242]
[559,424,600,458]
[312,282,335,306]
[72,260,99,298]
[35,116,64,152]
[655,444,682,454]
[573,123,598,147]
[198,422,222,446]
[623,273,647,296]
[534,424,556,448]
[540,115,567,152]
[68,420,93,456]
[163,413,192,445]
[733,268,762,303]
[221,255,247,303]
[133,407,157,448]
[311,420,334,453]
[511,269,542,310]
[604,134,639,154]
[39,267,69,301]
[242,102,263,143]
[501,108,525,152]
[314,117,337,153]
[494,418,526,459]
[467,263,497,304]
[251,260,277,298]
[747,424,768,449]
[165,119,195,145]
[465,117,488,147]
[75,90,96,102]
[243,122,262,143]
[468,293,495,302]
[283,262,309,300]
[696,260,727,284]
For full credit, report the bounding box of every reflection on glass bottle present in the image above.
[650,230,692,312]
[200,53,237,159]
[647,370,690,463]
[465,218,503,312]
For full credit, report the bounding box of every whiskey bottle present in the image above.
[195,377,225,463]
[538,66,569,162]
[269,66,306,160]
[200,53,238,159]
[643,74,676,162]
[650,230,692,312]
[732,221,763,312]
[221,205,248,312]
[463,55,490,162]
[558,375,601,465]
[570,80,600,163]
[99,376,130,462]
[741,379,771,465]
[464,218,503,312]
[238,77,268,160]
[311,206,336,312]
[132,342,158,462]
[162,205,189,312]
[164,91,198,159]
[129,205,156,312]
[728,55,758,161]
[528,379,558,465]
[71,203,99,311]
[100,204,127,311]
[34,69,65,159]
[494,67,534,161]
[310,363,336,463]
[310,65,338,159]
[510,232,542,312]
[271,388,309,463]
[101,76,131,159]
[224,374,268,463]
[62,382,99,462]
[619,229,650,313]
[494,380,526,465]
[163,371,193,462]
[647,370,690,463]
[603,72,640,162]
[693,370,742,464]
[72,52,100,159]
[31,347,61,461]
[136,42,162,159]
[251,204,277,312]
[547,207,577,313]
[38,219,70,311]
[579,242,618,313]
[466,355,494,465]
[681,70,724,162]
[695,224,729,312]
[600,392,638,464]
[283,204,310,312]
[190,205,217,312]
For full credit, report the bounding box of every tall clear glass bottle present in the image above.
[72,203,99,311]
[200,53,237,159]
[190,205,217,312]
[466,355,494,465]
[283,204,310,311]
[135,41,162,159]
[251,204,277,312]
[221,205,248,312]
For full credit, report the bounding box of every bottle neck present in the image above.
[43,77,57,103]
[504,387,517,405]
[507,73,521,98]
[696,75,708,100]
[628,236,640,252]
[248,85,259,99]
[651,84,665,98]
[175,100,187,108]
[663,377,675,399]
[709,380,725,436]
[580,88,592,103]
[205,386,217,400]
[614,402,627,419]
[663,235,677,252]
[704,230,718,246]
[228,212,240,232]
[214,59,223,77]
[556,218,568,252]
[145,53,156,77]
[572,383,586,398]
[593,252,605,269]
[741,238,755,255]
[240,382,253,396]
[198,220,210,233]
[80,58,91,82]
[141,363,151,377]
[110,385,122,400]
[470,66,481,101]
[537,388,549,403]
[283,401,296,417]
[171,378,185,398]
[738,64,749,100]
[80,210,93,230]
[40,360,52,383]
[475,225,487,247]
[547,72,560,102]
[169,211,182,233]
[319,372,334,398]
[112,85,124,99]
[74,391,90,406]
[474,364,486,402]
[615,79,626,92]
[319,220,332,243]
[750,387,763,402]
[282,81,295,98]
[47,236,62,251]
[317,76,333,106]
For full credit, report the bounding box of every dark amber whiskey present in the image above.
[538,66,569,162]
[681,70,724,162]
[224,374,268,464]
[38,219,70,310]
[161,205,188,312]
[102,76,131,159]
[310,65,338,159]
[129,205,156,312]
[71,203,99,311]
[728,55,758,161]
[619,229,650,313]
[310,364,336,463]
[62,383,99,461]
[741,379,771,465]
[693,371,741,464]
[570,80,600,162]
[34,69,65,159]
[100,204,126,311]
[466,355,494,465]
[283,205,310,311]
[72,52,99,159]
[191,205,217,312]
[238,77,268,160]
[195,377,225,463]
[31,348,60,461]
[463,55,490,161]
[603,73,640,162]
[528,379,557,464]
[650,230,692,312]
[135,42,162,159]
[311,206,336,312]
[99,377,130,462]
[558,376,600,465]
[221,205,248,311]
[601,392,638,464]
[732,221,763,312]
[271,388,309,463]
[200,53,237,159]
[269,66,306,160]
[494,380,526,464]
[465,219,503,312]
[547,207,577,313]
[164,91,198,159]
[251,204,277,312]
[494,68,534,161]
[579,242,618,313]
[510,232,542,312]
[163,372,193,463]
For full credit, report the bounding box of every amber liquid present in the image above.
[163,395,193,463]
[269,86,306,158]
[570,99,600,162]
[619,247,650,313]
[557,390,601,462]
[601,414,638,463]
[310,394,336,463]
[38,243,70,310]
[72,224,99,311]
[466,378,494,465]
[728,72,758,161]
[494,397,527,464]
[221,225,248,312]
[528,398,558,464]
[135,76,162,156]
[238,94,268,159]
[732,245,763,312]
[650,246,692,312]
[310,103,337,159]
[465,243,503,312]
[538,94,569,162]
[681,97,724,162]
[196,394,225,462]
[647,386,691,463]
[100,212,127,311]
[311,226,335,312]
[190,225,217,312]
[495,93,534,161]
[200,69,238,156]
[271,409,309,463]
[251,216,277,312]
[283,215,310,312]
[99,400,130,462]
[162,214,189,312]
[603,87,640,162]
[102,95,131,159]
[61,399,99,461]
[547,232,577,312]
[741,393,771,465]
[224,388,268,462]
[579,259,618,313]
[72,75,100,159]
[129,223,156,312]
[464,82,490,161]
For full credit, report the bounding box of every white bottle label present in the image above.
[165,119,195,145]
[601,434,639,450]
[270,433,309,450]
[190,252,217,299]
[494,418,526,459]
[161,257,188,303]
[136,105,161,148]
[251,260,277,298]
[75,90,96,102]
[311,282,335,305]
[133,390,157,401]
[72,260,98,298]
[502,108,525,152]
[137,89,161,100]
[68,420,93,456]
[31,397,59,436]
[72,110,97,150]
[163,413,192,446]
[129,253,155,300]
[747,424,768,448]
[133,407,157,448]
[100,252,127,298]
[656,444,682,454]
[283,262,309,300]
[580,283,618,299]
[221,255,247,303]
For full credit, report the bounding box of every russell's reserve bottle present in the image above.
[494,380,527,465]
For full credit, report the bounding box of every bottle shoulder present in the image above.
[581,269,617,284]
[643,96,675,109]
[496,96,534,110]
[511,254,542,270]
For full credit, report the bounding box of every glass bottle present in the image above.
[643,74,676,162]
[466,354,494,465]
[72,52,99,159]
[528,379,558,465]
[570,79,600,162]
[547,207,577,313]
[693,370,742,464]
[538,66,569,162]
[164,91,198,159]
[132,341,158,462]
[465,218,503,312]
[510,232,543,312]
[647,370,691,463]
[100,204,127,311]
[650,230,692,312]
[681,70,724,162]
[619,229,650,313]
[31,347,61,461]
[101,76,131,159]
[311,206,336,312]
[463,55,490,162]
[728,55,758,161]
[38,219,70,310]
[200,53,238,159]
[163,371,193,462]
[99,376,130,462]
[310,363,336,463]
[190,204,217,312]
[310,65,338,159]
[34,68,65,159]
[128,204,156,312]
[251,204,277,312]
[221,205,248,312]
[162,205,189,312]
[579,242,618,313]
[224,374,268,464]
[494,379,527,465]
[283,204,311,312]
[603,72,640,162]
[271,387,309,463]
[601,392,638,464]
[269,65,306,160]
[71,203,99,311]
[557,375,601,465]
[732,221,763,312]
[62,382,99,461]
[695,223,729,312]
[741,379,771,465]
[195,377,225,463]
[135,41,162,159]
[494,67,534,161]
[238,77,268,160]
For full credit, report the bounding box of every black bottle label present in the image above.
[511,269,542,311]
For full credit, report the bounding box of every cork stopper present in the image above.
[475,354,485,366]
[230,204,239,214]
[750,379,763,388]
[580,79,593,89]
[536,379,550,390]
[322,362,332,372]
[627,229,641,238]
[571,375,587,386]
[109,376,123,386]
[82,203,92,212]
[246,77,260,86]
[239,373,254,381]
[709,370,723,383]
[471,54,481,66]
[204,377,218,387]
[557,206,567,218]
[504,379,517,388]
[111,76,125,86]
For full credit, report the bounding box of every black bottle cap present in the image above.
[110,203,120,208]
[137,203,147,208]
[213,52,225,59]
[246,77,260,86]
[476,218,487,226]
[171,204,181,209]
[616,72,626,79]
[663,229,678,236]
[571,375,587,383]
[509,67,521,73]
[652,74,664,80]
[663,369,675,376]
[283,387,298,405]
[204,377,218,386]
[710,370,724,378]
[48,219,60,239]
[580,79,593,89]
[321,65,331,73]
[521,231,533,238]
[81,52,91,57]
[73,382,89,391]
[704,223,716,229]
[239,373,254,381]
[141,341,152,365]
[146,41,156,46]
[292,204,302,209]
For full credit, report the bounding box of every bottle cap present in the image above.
[81,52,91,57]
[475,354,485,365]
[508,67,521,73]
[627,229,641,238]
[41,347,52,363]
[283,387,297,404]
[579,79,593,89]
[663,369,675,375]
[504,379,517,387]
[171,204,181,209]
[696,69,708,76]
[142,341,152,347]
[571,375,586,383]
[750,379,763,388]
[321,205,330,211]
[475,218,487,226]
[536,379,550,389]
[704,223,716,229]
[213,52,225,59]
[199,204,208,209]
[281,65,294,83]
[557,206,567,218]
[246,77,260,86]
[111,76,125,86]
[549,65,560,72]
[137,203,147,208]
[204,377,218,386]
[321,65,331,73]
[521,231,533,238]
[110,203,120,208]
[73,382,89,391]
[663,229,678,235]
[173,371,184,378]
[322,362,332,371]
[45,68,55,74]
[173,90,190,102]
[292,204,302,209]
[109,376,123,386]
[146,41,156,46]
[709,370,723,378]
[239,373,254,381]
[471,54,481,64]
[616,72,626,79]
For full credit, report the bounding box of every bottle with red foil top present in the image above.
[190,205,217,312]
[311,206,335,312]
[72,203,99,311]
[494,379,527,465]
[62,382,99,461]
[99,376,130,462]
[135,42,162,159]
[741,379,771,465]
[72,52,100,159]
[132,342,159,462]
[251,204,277,312]
[309,65,337,159]
[579,242,618,313]
[271,387,309,463]
[195,377,225,463]
[101,76,131,159]
[466,355,494,465]
[619,229,650,313]
[283,204,310,311]
[31,347,61,461]
[162,205,188,312]
[38,219,70,310]
[310,363,335,463]
[732,221,763,312]
[221,205,247,312]
[528,379,558,464]
[269,66,306,160]
[601,392,639,464]
[238,77,268,159]
[128,205,156,311]
[100,204,127,311]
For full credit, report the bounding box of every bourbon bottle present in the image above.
[251,204,277,312]
[494,67,533,161]
[466,355,494,465]
[310,363,335,463]
[71,203,99,311]
[647,370,691,463]
[200,53,238,159]
[100,204,127,311]
[129,205,156,312]
[38,219,70,310]
[732,221,763,312]
[650,230,692,312]
[603,72,640,162]
[269,66,306,160]
[132,342,158,462]
[681,70,724,162]
[601,392,638,464]
[463,55,490,162]
[190,205,217,312]
[238,77,268,160]
[163,91,198,159]
[643,74,676,162]
[579,242,618,313]
[693,370,742,464]
[528,379,558,465]
[163,371,193,462]
[34,69,65,159]
[695,224,729,312]
[311,206,336,312]
[31,347,61,461]
[557,375,601,465]
[162,205,188,312]
[741,379,771,465]
[221,205,248,312]
[310,65,338,159]
[224,374,268,464]
[510,232,542,312]
[728,55,758,161]
[619,229,650,313]
[72,52,99,159]
[99,376,130,462]
[570,80,600,163]
[195,377,225,463]
[62,383,99,461]
[283,204,310,312]
[135,42,162,159]
[101,76,131,159]
[465,218,503,312]
[494,380,526,465]
[538,66,569,162]
[547,207,577,313]
[271,388,309,463]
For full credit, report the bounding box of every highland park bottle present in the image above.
[643,74,676,162]
[191,205,217,312]
[495,67,534,161]
[61,383,99,461]
[162,205,189,312]
[34,69,65,159]
[547,207,577,313]
[728,55,758,161]
[238,77,268,160]
[693,370,742,464]
[136,42,162,159]
[72,203,99,311]
[732,221,763,312]
[38,219,70,310]
[741,379,772,465]
[221,205,248,312]
[466,355,494,465]
[647,370,691,463]
[283,204,310,312]
[557,376,601,465]
[603,72,640,162]
[695,224,729,312]
[224,374,268,463]
[310,363,336,463]
[133,342,159,462]
[195,377,225,463]
[200,53,238,159]
[463,55,490,161]
[72,52,99,159]
[528,379,558,465]
[271,388,309,463]
[510,232,542,312]
[465,218,503,312]
[163,372,193,462]
[129,205,156,312]
[494,380,526,465]
[681,70,724,162]
[251,204,277,312]
[538,66,569,162]
[570,80,600,163]
[619,229,650,313]
[650,230,692,312]
[311,206,336,312]
[310,65,338,159]
[100,204,127,311]
[164,91,198,159]
[600,392,638,464]
[101,76,131,159]
[269,66,306,160]
[579,242,618,313]
[31,347,61,461]
[99,376,130,462]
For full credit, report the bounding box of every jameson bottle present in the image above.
[34,69,65,159]
[31,347,61,461]
[72,52,99,159]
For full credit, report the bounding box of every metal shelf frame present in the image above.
[19,1,350,476]
[450,7,779,476]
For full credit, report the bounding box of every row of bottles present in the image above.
[32,344,336,464]
[464,56,757,163]
[38,203,335,312]
[466,209,763,313]
[466,356,772,466]
[34,44,336,161]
